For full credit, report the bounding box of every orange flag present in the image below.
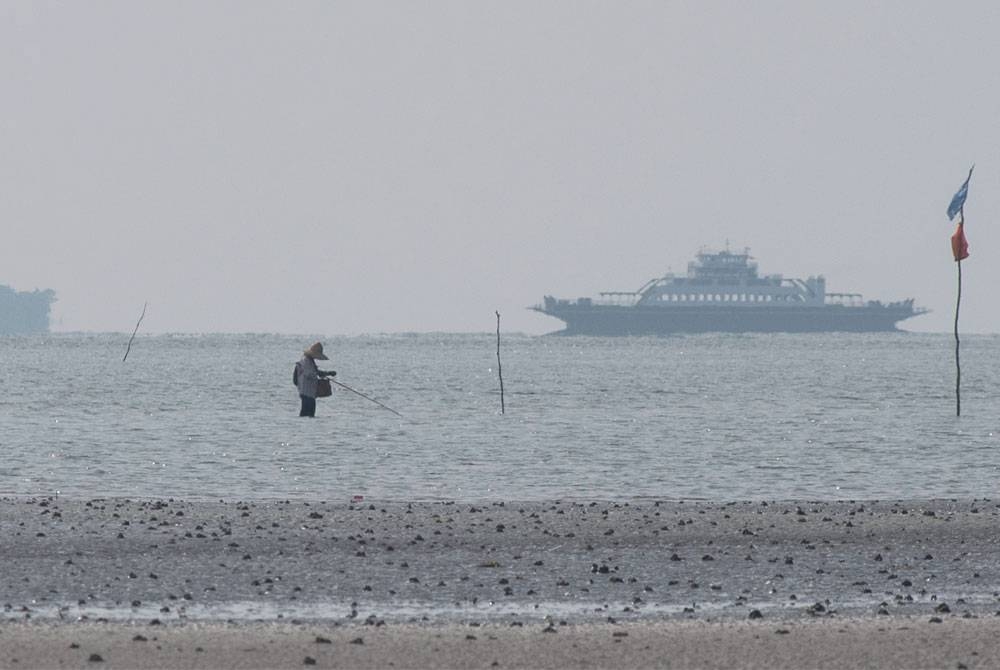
[951,222,970,261]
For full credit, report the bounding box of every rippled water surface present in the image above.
[2,332,999,501]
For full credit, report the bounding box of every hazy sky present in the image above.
[3,2,999,335]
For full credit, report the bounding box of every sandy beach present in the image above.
[3,617,1000,669]
[2,496,999,668]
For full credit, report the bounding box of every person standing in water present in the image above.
[295,341,336,417]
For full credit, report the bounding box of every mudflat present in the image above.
[2,496,999,668]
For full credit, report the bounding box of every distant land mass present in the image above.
[0,284,56,334]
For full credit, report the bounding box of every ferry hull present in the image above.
[532,247,927,335]
[534,304,920,336]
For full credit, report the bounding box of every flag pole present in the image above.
[947,165,973,417]
[954,210,962,417]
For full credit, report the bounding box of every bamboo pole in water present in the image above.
[496,311,505,415]
[122,302,147,362]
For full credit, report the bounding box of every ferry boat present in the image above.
[0,284,56,334]
[531,248,927,335]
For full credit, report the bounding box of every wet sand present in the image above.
[3,617,1000,669]
[2,496,1000,668]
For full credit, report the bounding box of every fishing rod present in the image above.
[329,378,403,418]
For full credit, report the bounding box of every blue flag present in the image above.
[947,165,974,220]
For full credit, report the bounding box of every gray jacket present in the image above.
[296,356,320,398]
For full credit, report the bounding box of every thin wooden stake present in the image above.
[496,310,505,414]
[122,302,147,362]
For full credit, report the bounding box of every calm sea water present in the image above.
[2,332,998,502]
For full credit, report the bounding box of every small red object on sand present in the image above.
[352,495,364,502]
